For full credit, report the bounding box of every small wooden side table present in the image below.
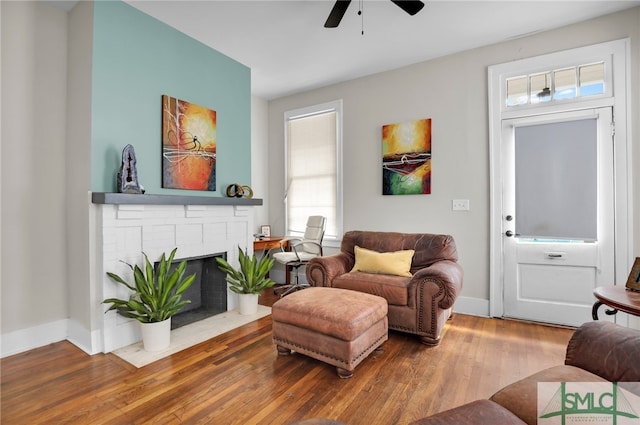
[254,237,286,252]
[253,237,290,285]
[592,285,640,320]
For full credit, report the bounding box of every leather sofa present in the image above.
[305,231,463,346]
[411,321,640,424]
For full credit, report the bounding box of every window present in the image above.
[505,62,605,107]
[515,118,597,241]
[285,100,343,244]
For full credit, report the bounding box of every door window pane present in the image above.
[514,119,597,241]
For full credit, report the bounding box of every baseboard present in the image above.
[0,319,104,358]
[452,296,490,317]
[67,319,103,355]
[1,319,68,358]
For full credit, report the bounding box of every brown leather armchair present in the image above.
[306,231,463,346]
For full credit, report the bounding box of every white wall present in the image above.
[267,8,640,313]
[1,1,69,340]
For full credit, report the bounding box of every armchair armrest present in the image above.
[278,236,301,252]
[306,253,354,287]
[410,260,463,310]
[279,237,301,243]
[565,321,640,382]
[290,240,323,257]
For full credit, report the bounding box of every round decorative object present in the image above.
[242,185,254,199]
[226,184,254,199]
[226,183,244,198]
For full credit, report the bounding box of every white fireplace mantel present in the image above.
[92,192,263,206]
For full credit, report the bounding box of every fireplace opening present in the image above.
[158,252,228,330]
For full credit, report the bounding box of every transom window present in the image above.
[506,62,605,107]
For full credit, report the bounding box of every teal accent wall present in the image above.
[91,1,251,195]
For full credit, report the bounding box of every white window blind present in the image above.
[285,101,342,241]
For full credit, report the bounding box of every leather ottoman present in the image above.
[272,287,388,378]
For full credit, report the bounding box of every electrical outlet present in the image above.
[452,199,470,211]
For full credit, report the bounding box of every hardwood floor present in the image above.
[1,290,574,424]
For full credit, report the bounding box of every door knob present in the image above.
[506,215,513,221]
[505,230,514,237]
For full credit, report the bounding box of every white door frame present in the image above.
[502,107,615,327]
[488,39,633,321]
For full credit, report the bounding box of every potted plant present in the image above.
[103,247,196,351]
[216,246,276,315]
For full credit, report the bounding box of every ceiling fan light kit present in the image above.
[324,0,425,29]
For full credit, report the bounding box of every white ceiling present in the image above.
[62,0,640,100]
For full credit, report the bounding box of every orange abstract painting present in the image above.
[382,118,432,195]
[162,95,217,191]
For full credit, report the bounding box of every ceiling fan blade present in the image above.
[390,0,425,16]
[324,0,352,28]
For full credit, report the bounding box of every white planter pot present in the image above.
[140,317,171,351]
[238,293,259,315]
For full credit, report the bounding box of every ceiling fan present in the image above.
[324,0,425,28]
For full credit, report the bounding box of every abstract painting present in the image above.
[162,95,217,191]
[382,118,432,195]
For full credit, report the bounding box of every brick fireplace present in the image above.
[93,193,261,353]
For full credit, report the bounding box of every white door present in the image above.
[502,108,615,327]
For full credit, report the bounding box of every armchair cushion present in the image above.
[489,365,604,425]
[334,272,411,306]
[410,400,527,425]
[351,246,415,277]
[273,250,320,264]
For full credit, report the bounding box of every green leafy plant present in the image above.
[216,246,276,294]
[103,248,197,323]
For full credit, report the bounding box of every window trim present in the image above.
[497,46,615,119]
[284,100,343,248]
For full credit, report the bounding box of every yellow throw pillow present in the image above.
[351,246,415,277]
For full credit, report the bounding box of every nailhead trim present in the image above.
[273,333,387,367]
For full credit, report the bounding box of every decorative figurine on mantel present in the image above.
[117,144,144,194]
[225,183,253,199]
